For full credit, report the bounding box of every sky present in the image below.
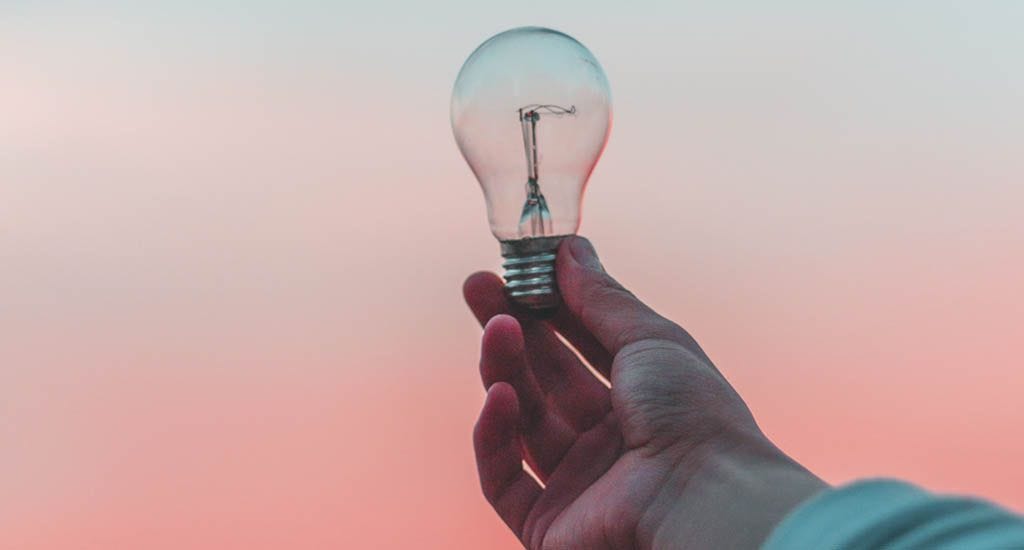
[2,2,1023,548]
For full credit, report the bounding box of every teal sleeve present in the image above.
[762,479,1024,549]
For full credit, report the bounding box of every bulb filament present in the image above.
[517,104,575,238]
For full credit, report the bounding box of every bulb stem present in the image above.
[500,236,565,311]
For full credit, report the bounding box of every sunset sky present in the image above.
[2,2,1022,548]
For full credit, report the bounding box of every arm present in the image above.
[764,479,1024,549]
[465,236,1024,549]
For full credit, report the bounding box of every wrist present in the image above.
[643,432,827,549]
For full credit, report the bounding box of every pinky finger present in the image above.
[474,382,543,541]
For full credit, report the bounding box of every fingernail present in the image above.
[569,236,603,271]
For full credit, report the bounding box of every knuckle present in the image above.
[579,272,632,307]
[615,338,691,366]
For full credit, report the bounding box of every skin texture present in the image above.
[466,236,828,549]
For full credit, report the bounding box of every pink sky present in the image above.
[2,3,1022,548]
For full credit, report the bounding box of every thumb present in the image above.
[556,236,708,360]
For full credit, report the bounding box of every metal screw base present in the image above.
[499,236,566,311]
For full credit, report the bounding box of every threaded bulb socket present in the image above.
[500,236,565,311]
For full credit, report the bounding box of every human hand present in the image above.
[465,236,826,549]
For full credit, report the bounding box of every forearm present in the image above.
[646,435,827,549]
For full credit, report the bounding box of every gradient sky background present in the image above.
[2,2,1023,548]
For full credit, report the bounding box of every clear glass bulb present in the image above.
[451,27,612,310]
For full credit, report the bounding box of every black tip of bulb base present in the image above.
[499,236,565,312]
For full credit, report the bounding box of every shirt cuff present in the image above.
[762,478,1024,549]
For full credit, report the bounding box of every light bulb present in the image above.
[451,27,612,310]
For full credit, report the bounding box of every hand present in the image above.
[465,237,827,549]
